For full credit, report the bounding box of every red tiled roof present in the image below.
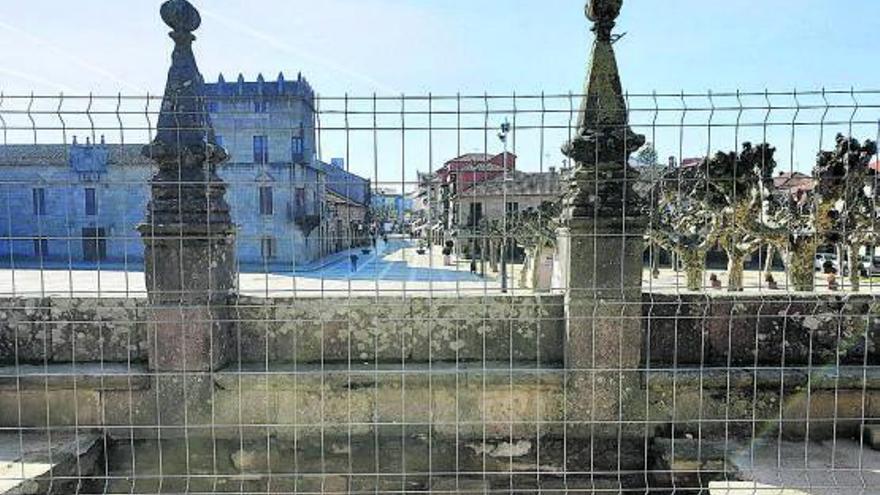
[774,171,815,194]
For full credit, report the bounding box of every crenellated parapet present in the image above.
[206,72,314,100]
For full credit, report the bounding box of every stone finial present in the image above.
[218,73,225,84]
[561,0,644,219]
[586,0,622,40]
[146,0,225,165]
[160,0,201,33]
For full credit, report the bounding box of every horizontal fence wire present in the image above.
[0,89,877,494]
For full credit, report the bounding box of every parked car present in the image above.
[819,253,880,276]
[853,255,880,277]
[814,253,838,272]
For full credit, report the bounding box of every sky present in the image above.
[0,0,877,185]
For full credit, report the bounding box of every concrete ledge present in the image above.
[0,363,150,392]
[209,361,566,440]
[646,366,880,390]
[0,432,102,495]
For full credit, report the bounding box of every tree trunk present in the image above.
[763,245,775,276]
[489,239,498,272]
[787,241,816,292]
[651,243,660,279]
[849,244,861,292]
[726,249,745,292]
[521,247,535,288]
[680,249,705,291]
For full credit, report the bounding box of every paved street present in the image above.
[2,239,878,298]
[0,238,514,298]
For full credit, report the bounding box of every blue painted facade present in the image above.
[0,142,152,268]
[0,74,371,271]
[371,190,414,222]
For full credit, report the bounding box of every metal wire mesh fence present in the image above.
[0,88,877,494]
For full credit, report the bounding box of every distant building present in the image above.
[0,73,370,270]
[774,171,815,199]
[206,72,330,267]
[371,188,413,226]
[414,152,517,243]
[450,168,567,231]
[320,158,371,251]
[0,140,151,266]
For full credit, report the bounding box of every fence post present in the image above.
[139,0,236,375]
[559,0,648,475]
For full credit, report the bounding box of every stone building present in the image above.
[321,158,371,252]
[206,73,329,268]
[413,152,517,243]
[450,168,566,230]
[0,73,371,270]
[0,140,152,267]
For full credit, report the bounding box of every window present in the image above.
[32,188,46,216]
[215,135,224,147]
[253,135,268,164]
[261,237,275,260]
[85,188,97,216]
[82,228,107,262]
[291,136,304,162]
[259,186,273,216]
[468,202,483,227]
[295,187,305,211]
[33,238,48,258]
[506,202,520,214]
[254,100,269,113]
[207,101,220,113]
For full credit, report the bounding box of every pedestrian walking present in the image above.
[350,254,359,272]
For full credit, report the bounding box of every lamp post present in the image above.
[499,120,511,293]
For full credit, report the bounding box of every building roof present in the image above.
[0,143,154,168]
[319,161,370,206]
[441,152,516,172]
[458,170,567,197]
[774,171,815,194]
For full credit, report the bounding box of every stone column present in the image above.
[139,0,236,374]
[559,0,648,475]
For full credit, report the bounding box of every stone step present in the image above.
[90,437,649,494]
[0,431,102,495]
[653,436,880,494]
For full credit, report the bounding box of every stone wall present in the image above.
[0,294,566,365]
[645,293,879,367]
[1,292,879,443]
[2,293,876,368]
[0,297,146,364]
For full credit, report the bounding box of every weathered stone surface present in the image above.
[0,389,101,428]
[210,363,565,441]
[233,295,565,365]
[0,432,103,495]
[644,294,879,367]
[0,298,51,364]
[146,304,230,371]
[865,424,880,450]
[0,363,150,392]
[49,298,145,363]
[646,369,880,440]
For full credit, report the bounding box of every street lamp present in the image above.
[498,120,510,293]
